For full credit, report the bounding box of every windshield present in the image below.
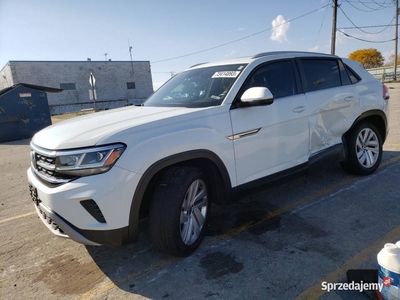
[144,64,247,108]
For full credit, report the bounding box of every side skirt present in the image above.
[308,144,346,168]
[229,144,346,200]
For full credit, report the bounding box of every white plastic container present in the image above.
[378,241,400,300]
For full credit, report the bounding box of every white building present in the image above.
[0,60,154,115]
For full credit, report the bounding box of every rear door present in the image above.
[298,58,359,155]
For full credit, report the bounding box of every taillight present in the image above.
[383,84,390,100]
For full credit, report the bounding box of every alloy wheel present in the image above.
[356,128,380,168]
[180,179,208,245]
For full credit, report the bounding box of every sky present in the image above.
[0,0,397,89]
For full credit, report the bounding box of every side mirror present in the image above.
[240,87,274,106]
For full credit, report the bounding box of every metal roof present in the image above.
[0,83,63,97]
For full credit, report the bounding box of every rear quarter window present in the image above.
[343,64,361,84]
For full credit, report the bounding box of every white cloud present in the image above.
[309,45,320,52]
[237,27,245,31]
[270,15,290,43]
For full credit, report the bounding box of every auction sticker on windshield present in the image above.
[211,71,241,78]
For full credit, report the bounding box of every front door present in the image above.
[230,60,309,186]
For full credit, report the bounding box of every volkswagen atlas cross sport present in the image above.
[27,51,390,256]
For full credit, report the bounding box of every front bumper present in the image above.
[33,200,101,246]
[27,165,141,247]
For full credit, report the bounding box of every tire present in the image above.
[149,166,211,257]
[341,121,383,175]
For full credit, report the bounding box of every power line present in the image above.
[356,0,393,11]
[338,24,396,29]
[346,0,392,3]
[344,0,394,12]
[313,2,329,48]
[337,29,396,42]
[151,4,330,64]
[370,0,393,8]
[339,6,395,34]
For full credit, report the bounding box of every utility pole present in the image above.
[331,0,338,55]
[104,53,108,61]
[395,0,398,81]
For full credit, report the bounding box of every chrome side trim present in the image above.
[227,128,261,140]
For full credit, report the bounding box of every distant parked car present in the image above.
[28,51,389,256]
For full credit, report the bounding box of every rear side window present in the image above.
[243,60,297,99]
[301,59,341,92]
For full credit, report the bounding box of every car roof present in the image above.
[189,51,339,69]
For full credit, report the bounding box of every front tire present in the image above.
[341,121,383,175]
[149,166,211,257]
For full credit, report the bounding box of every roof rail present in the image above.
[251,51,336,59]
[189,62,208,68]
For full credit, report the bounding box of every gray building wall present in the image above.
[0,61,153,115]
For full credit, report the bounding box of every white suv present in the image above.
[27,51,390,256]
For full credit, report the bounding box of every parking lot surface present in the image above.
[1,83,400,300]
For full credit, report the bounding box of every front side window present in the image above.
[144,64,247,108]
[242,60,297,99]
[301,59,341,92]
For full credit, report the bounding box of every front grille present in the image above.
[31,144,76,185]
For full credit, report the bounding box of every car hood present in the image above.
[32,106,195,150]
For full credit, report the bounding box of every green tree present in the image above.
[348,48,384,69]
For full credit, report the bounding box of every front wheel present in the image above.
[149,166,211,257]
[341,121,383,175]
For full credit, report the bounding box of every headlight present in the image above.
[55,143,126,176]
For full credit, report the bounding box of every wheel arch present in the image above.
[343,109,387,142]
[342,109,387,159]
[127,150,232,243]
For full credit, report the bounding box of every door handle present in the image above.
[293,106,306,113]
[344,96,355,102]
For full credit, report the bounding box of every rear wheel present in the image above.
[149,166,211,257]
[341,121,382,175]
